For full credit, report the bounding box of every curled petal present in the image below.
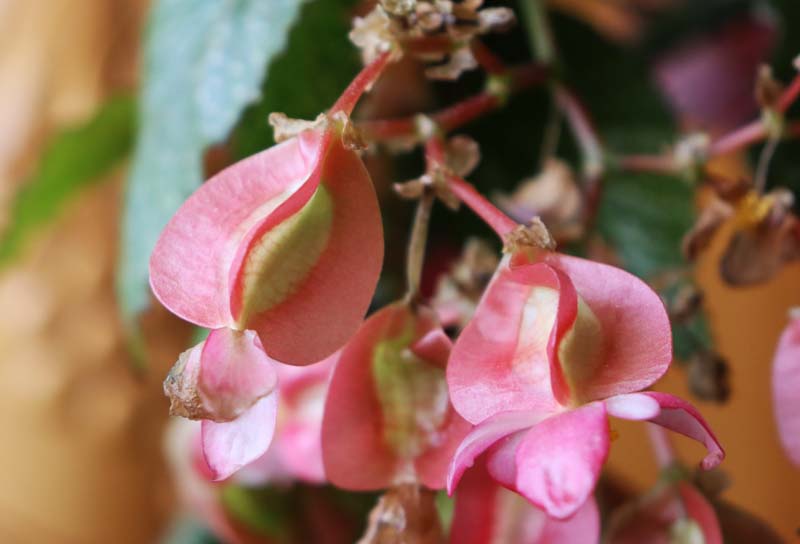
[201,391,279,481]
[544,253,672,402]
[150,133,321,328]
[447,410,543,495]
[635,392,725,470]
[152,128,383,366]
[604,393,661,421]
[233,135,384,365]
[515,402,610,519]
[448,257,562,424]
[772,317,800,466]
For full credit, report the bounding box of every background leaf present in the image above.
[0,95,135,264]
[118,0,305,323]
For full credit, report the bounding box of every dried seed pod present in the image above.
[687,350,731,403]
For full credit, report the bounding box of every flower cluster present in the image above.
[151,31,725,543]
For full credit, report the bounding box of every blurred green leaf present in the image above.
[597,172,694,279]
[0,95,135,264]
[118,0,305,323]
[161,516,220,544]
[232,0,360,159]
[221,485,292,539]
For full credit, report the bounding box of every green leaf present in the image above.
[597,171,694,279]
[232,0,360,159]
[118,0,305,322]
[0,95,135,264]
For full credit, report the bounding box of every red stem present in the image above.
[778,72,800,114]
[708,120,765,157]
[359,62,548,141]
[446,173,517,237]
[331,51,393,116]
[471,41,507,75]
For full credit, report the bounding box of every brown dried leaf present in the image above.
[503,217,556,253]
[720,189,800,286]
[357,485,443,544]
[495,159,584,243]
[432,238,498,329]
[682,197,733,261]
[687,350,730,403]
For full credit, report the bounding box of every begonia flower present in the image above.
[163,328,279,481]
[450,458,599,544]
[605,480,722,544]
[150,54,388,367]
[322,302,471,490]
[154,54,392,480]
[771,311,800,466]
[446,250,724,519]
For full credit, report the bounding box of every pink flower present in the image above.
[450,458,599,544]
[322,302,471,490]
[237,357,334,486]
[163,328,279,481]
[605,480,722,544]
[153,54,391,480]
[772,312,800,466]
[446,250,724,519]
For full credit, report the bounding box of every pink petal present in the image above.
[448,257,562,425]
[447,410,544,495]
[411,328,453,368]
[150,132,322,328]
[201,390,279,481]
[545,253,672,401]
[638,392,724,470]
[321,306,400,490]
[450,459,600,544]
[415,411,472,490]
[772,317,800,466]
[515,402,610,519]
[323,304,468,490]
[241,135,383,365]
[536,497,600,544]
[198,328,278,421]
[604,393,661,421]
[276,420,326,484]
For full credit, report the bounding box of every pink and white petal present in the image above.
[201,390,279,481]
[486,429,526,489]
[415,410,472,490]
[448,259,562,425]
[447,410,545,495]
[150,132,322,328]
[772,317,800,466]
[198,328,278,421]
[321,305,404,490]
[515,402,610,519]
[276,420,326,484]
[638,392,724,470]
[547,254,672,401]
[536,496,600,544]
[506,260,580,407]
[605,393,661,421]
[245,137,384,365]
